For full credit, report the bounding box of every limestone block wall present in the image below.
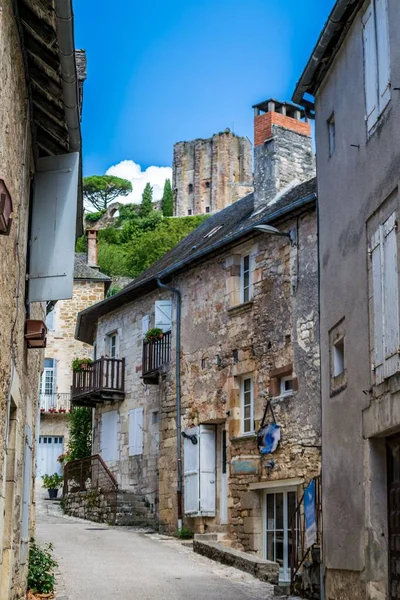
[173,131,253,216]
[39,415,69,447]
[0,2,45,597]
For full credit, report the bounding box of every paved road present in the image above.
[36,485,275,600]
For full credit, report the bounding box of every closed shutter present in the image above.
[21,425,32,564]
[101,410,118,463]
[129,408,144,456]
[184,427,200,515]
[155,300,172,332]
[383,213,400,378]
[199,425,216,516]
[371,228,384,383]
[375,0,391,111]
[363,3,378,130]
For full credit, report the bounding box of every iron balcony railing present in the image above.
[71,357,125,401]
[142,330,171,376]
[40,393,71,413]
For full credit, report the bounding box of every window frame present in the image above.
[327,113,335,156]
[241,254,252,304]
[241,376,255,435]
[106,331,119,359]
[280,375,294,397]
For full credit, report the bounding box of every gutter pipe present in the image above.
[292,0,357,104]
[156,278,183,530]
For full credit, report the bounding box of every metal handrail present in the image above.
[40,392,71,412]
[72,357,125,399]
[63,454,118,496]
[142,331,171,376]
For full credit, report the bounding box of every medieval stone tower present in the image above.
[172,130,253,217]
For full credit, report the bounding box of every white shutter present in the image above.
[383,213,400,378]
[155,300,172,332]
[199,425,216,515]
[21,425,32,564]
[129,408,144,456]
[371,227,384,383]
[184,427,200,515]
[28,153,79,302]
[142,315,150,336]
[375,0,391,111]
[101,410,118,463]
[363,3,378,131]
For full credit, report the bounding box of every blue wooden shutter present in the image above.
[375,0,391,112]
[184,427,200,515]
[362,3,378,131]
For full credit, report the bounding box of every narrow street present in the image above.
[36,485,275,600]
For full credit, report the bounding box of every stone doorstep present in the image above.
[193,539,279,585]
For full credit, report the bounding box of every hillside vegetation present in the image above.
[77,207,208,278]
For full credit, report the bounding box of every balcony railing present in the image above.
[40,393,71,413]
[142,330,171,384]
[71,357,125,406]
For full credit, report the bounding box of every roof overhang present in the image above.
[14,0,84,236]
[75,192,317,345]
[292,0,363,105]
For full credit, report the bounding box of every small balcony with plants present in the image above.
[71,356,125,406]
[40,392,71,415]
[142,328,171,384]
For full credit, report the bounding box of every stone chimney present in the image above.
[87,229,99,268]
[253,99,315,210]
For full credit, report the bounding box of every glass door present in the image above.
[265,488,297,582]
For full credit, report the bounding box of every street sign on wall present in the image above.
[304,479,317,549]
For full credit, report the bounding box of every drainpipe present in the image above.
[156,278,183,530]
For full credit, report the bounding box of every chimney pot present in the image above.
[87,229,99,268]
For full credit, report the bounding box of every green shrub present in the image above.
[68,407,92,460]
[85,209,106,222]
[42,473,63,489]
[175,527,193,539]
[27,540,57,594]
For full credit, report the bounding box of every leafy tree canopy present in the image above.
[83,175,132,211]
[161,179,174,217]
[139,182,153,218]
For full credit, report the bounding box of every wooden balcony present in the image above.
[142,331,171,384]
[72,357,125,406]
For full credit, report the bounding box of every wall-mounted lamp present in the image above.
[254,224,297,246]
[0,180,13,235]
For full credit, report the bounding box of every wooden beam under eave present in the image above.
[18,2,56,47]
[30,76,64,111]
[35,121,69,155]
[25,37,60,77]
[33,94,67,130]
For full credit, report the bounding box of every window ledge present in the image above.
[231,433,257,443]
[227,301,254,317]
[271,391,296,402]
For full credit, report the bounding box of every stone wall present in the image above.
[0,1,45,597]
[173,131,253,216]
[39,414,69,447]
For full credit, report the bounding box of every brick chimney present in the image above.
[253,99,315,210]
[87,229,99,268]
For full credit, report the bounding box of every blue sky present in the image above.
[74,0,333,193]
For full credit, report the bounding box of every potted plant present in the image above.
[57,451,71,467]
[72,357,93,372]
[145,328,164,343]
[42,473,63,499]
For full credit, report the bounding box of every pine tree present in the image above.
[161,179,174,217]
[139,183,153,217]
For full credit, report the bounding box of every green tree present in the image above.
[67,407,92,460]
[139,182,153,217]
[161,178,173,217]
[83,175,132,212]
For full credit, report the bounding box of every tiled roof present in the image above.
[74,253,111,282]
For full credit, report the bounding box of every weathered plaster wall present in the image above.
[39,415,69,445]
[0,2,44,597]
[314,1,400,597]
[173,131,253,216]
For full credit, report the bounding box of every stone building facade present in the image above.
[173,130,253,216]
[76,101,320,584]
[38,248,110,477]
[293,1,400,598]
[0,1,82,597]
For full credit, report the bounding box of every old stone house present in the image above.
[38,238,110,478]
[293,1,400,599]
[0,0,82,597]
[75,100,320,585]
[173,130,253,217]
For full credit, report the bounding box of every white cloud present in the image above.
[106,160,172,205]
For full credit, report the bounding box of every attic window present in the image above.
[204,225,223,239]
[188,184,193,193]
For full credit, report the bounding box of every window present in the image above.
[142,315,150,337]
[101,410,118,462]
[184,425,216,516]
[155,300,172,332]
[41,358,55,396]
[362,0,391,132]
[188,184,193,193]
[45,307,55,331]
[205,181,210,189]
[280,376,294,396]
[333,338,345,377]
[241,377,254,435]
[241,255,251,303]
[152,411,159,425]
[107,332,118,358]
[205,206,210,214]
[188,209,192,216]
[328,114,335,156]
[370,211,399,383]
[129,408,144,456]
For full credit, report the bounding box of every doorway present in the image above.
[220,429,228,524]
[387,435,400,599]
[264,487,297,583]
[37,436,64,477]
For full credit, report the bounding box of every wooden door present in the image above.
[388,435,400,599]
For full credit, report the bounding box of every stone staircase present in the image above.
[114,491,158,528]
[194,532,233,547]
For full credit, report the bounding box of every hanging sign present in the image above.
[257,399,281,455]
[304,479,317,549]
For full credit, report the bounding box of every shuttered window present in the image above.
[155,300,172,332]
[362,0,391,132]
[101,410,119,462]
[183,425,216,516]
[370,212,399,383]
[129,408,144,456]
[241,377,255,434]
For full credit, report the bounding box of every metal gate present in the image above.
[388,435,400,599]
